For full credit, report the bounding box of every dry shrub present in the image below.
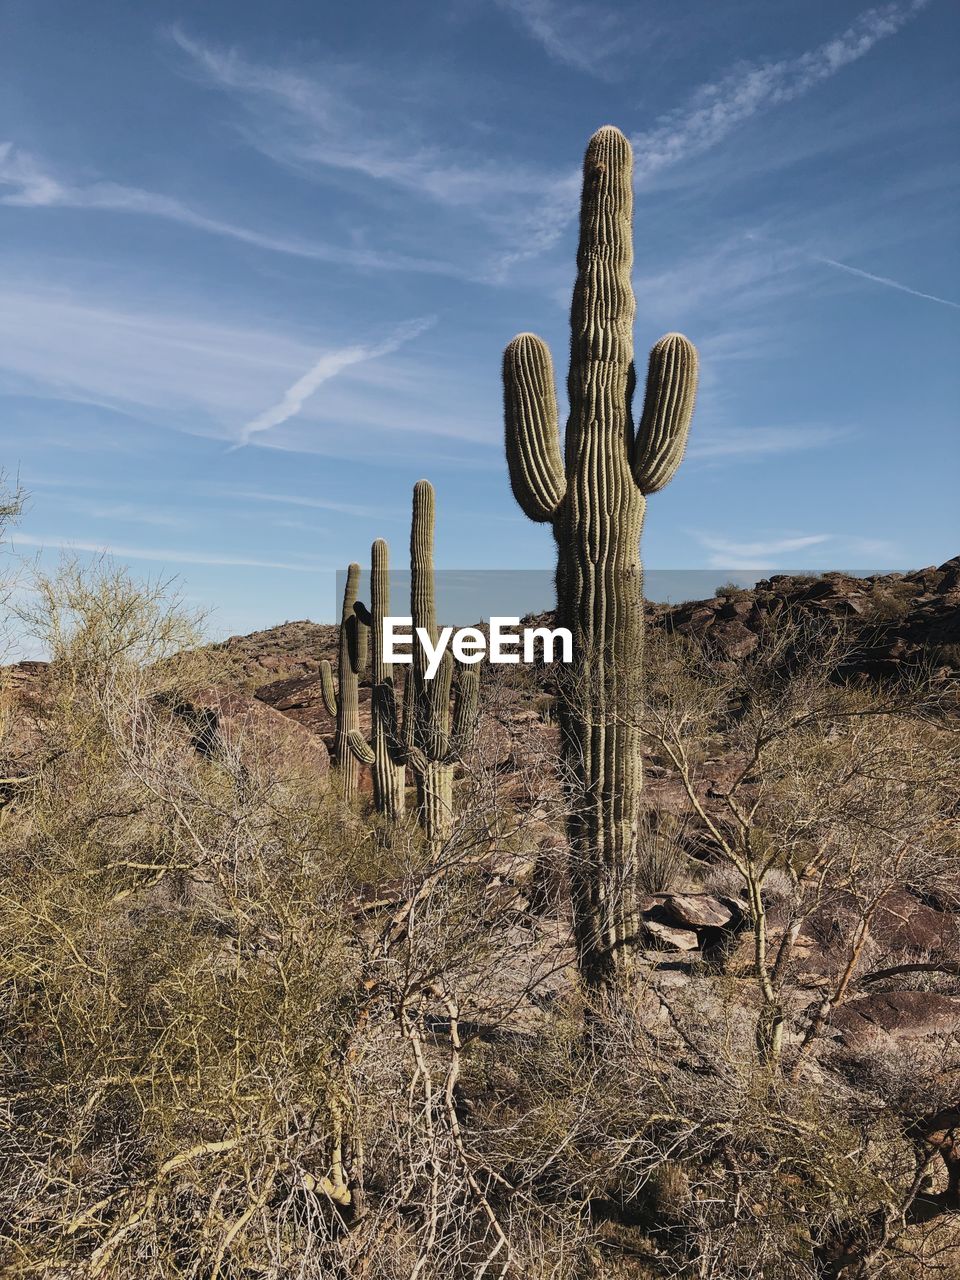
[1,562,958,1278]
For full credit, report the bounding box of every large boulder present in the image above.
[660,893,736,930]
[169,687,329,789]
[830,991,960,1049]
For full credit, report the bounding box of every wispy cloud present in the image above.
[12,532,328,572]
[198,487,394,520]
[0,142,451,275]
[169,28,576,276]
[689,424,852,461]
[692,531,908,570]
[170,28,539,206]
[0,286,313,425]
[238,317,436,445]
[814,255,960,310]
[272,518,331,534]
[695,532,833,569]
[0,288,491,461]
[494,0,631,76]
[630,1,931,184]
[58,498,190,528]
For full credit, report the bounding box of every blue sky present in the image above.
[1,0,957,638]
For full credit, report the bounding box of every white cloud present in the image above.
[58,498,190,528]
[493,0,631,76]
[630,1,931,184]
[695,532,833,569]
[170,29,546,205]
[689,425,852,461]
[26,4,922,289]
[169,28,577,274]
[238,317,436,444]
[0,286,313,423]
[691,531,909,570]
[0,142,451,275]
[814,255,960,310]
[202,487,390,519]
[0,289,471,456]
[168,6,928,276]
[12,532,328,572]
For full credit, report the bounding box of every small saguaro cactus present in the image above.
[406,480,479,849]
[346,538,406,823]
[502,125,698,989]
[320,563,368,805]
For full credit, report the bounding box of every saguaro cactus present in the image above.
[320,563,368,804]
[502,126,698,988]
[347,538,406,822]
[406,480,479,849]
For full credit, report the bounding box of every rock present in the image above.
[256,672,324,712]
[0,660,50,773]
[642,919,700,951]
[709,620,758,660]
[661,893,734,930]
[830,991,960,1048]
[871,888,960,958]
[170,687,330,788]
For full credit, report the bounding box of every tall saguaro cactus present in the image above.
[406,480,479,850]
[320,563,368,804]
[502,126,698,988]
[347,539,406,822]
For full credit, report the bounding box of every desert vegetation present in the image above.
[1,130,958,1280]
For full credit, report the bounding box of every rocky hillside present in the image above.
[659,557,960,675]
[4,560,956,773]
[231,557,960,750]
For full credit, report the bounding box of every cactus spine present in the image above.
[347,539,406,822]
[502,126,698,988]
[320,563,368,804]
[407,480,479,850]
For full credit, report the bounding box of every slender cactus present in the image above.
[320,563,368,804]
[406,480,479,849]
[348,539,406,822]
[502,126,698,989]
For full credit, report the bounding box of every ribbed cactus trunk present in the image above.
[409,480,456,848]
[366,539,406,821]
[321,563,367,805]
[503,127,698,990]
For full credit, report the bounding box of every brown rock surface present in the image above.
[660,893,736,930]
[642,918,700,951]
[830,991,960,1047]
[171,687,330,787]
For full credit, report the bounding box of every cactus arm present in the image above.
[320,660,338,718]
[370,538,405,818]
[330,563,363,802]
[632,333,699,495]
[346,730,376,766]
[399,665,414,755]
[348,539,407,821]
[351,613,369,676]
[425,650,454,761]
[450,664,479,753]
[503,334,567,523]
[375,677,408,765]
